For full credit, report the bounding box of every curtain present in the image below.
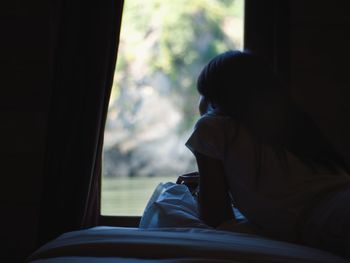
[38,0,124,246]
[244,0,290,83]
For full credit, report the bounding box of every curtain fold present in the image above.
[244,0,290,83]
[38,0,124,246]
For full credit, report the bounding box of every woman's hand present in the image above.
[176,172,199,195]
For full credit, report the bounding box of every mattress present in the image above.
[27,226,349,263]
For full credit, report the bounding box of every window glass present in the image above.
[102,0,245,216]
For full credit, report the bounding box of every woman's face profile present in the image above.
[198,95,209,116]
[199,95,217,116]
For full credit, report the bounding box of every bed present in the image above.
[28,183,350,263]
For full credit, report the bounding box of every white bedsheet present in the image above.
[28,226,349,263]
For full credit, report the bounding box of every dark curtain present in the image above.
[38,0,124,246]
[244,0,290,84]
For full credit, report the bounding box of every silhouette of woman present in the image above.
[186,50,350,259]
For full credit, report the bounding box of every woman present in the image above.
[185,50,350,258]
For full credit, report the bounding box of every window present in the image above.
[102,0,245,216]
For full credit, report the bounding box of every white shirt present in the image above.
[186,113,350,241]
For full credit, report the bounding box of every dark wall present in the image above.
[289,1,350,163]
[1,1,50,262]
[1,1,350,262]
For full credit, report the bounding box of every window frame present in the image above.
[97,0,290,227]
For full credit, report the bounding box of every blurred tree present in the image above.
[112,0,243,132]
[103,0,244,179]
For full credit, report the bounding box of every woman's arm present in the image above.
[194,151,234,227]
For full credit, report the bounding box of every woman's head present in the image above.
[197,50,350,175]
[197,50,286,121]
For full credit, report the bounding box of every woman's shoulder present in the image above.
[195,111,235,129]
[192,112,241,146]
[187,112,239,159]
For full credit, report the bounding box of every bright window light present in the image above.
[102,0,245,216]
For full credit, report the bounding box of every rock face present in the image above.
[103,84,197,178]
[102,0,243,178]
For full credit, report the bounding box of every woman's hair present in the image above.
[197,50,349,175]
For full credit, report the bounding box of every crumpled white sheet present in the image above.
[139,182,209,229]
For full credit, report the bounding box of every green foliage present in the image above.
[114,0,244,132]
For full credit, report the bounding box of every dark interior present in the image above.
[1,0,350,262]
